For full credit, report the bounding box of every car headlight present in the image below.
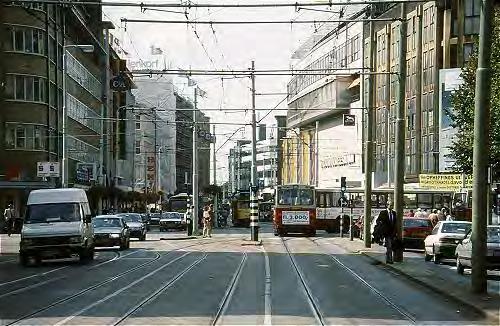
[69,236,82,243]
[109,233,120,238]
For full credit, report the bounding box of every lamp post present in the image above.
[61,44,94,188]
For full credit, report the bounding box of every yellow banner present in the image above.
[419,174,473,190]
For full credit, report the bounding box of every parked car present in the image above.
[20,188,94,266]
[424,221,472,263]
[455,225,500,274]
[403,218,433,249]
[117,213,147,241]
[149,213,161,226]
[92,215,130,250]
[159,212,186,232]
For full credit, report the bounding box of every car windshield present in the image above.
[93,218,122,228]
[487,227,500,243]
[162,213,178,219]
[404,219,432,228]
[150,213,161,219]
[25,203,80,224]
[120,214,142,223]
[441,223,471,234]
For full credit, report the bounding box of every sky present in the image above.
[103,0,343,184]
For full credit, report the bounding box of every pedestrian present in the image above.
[3,203,15,237]
[414,208,424,218]
[406,209,415,218]
[428,209,439,227]
[437,208,446,221]
[374,202,397,264]
[446,213,454,221]
[203,205,213,238]
[422,208,429,219]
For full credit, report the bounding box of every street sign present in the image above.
[37,162,60,178]
[343,114,356,126]
[110,74,131,92]
[76,163,96,183]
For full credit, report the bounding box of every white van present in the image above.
[20,188,94,266]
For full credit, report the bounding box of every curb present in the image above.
[241,239,262,246]
[359,251,498,323]
[159,236,197,241]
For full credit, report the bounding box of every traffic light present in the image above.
[495,184,500,215]
[340,177,347,206]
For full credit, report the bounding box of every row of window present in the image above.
[6,25,46,55]
[5,123,50,151]
[67,136,99,163]
[287,34,361,98]
[66,52,102,99]
[67,94,102,133]
[5,74,47,103]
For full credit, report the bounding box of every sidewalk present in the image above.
[329,237,500,323]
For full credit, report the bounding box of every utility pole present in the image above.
[250,60,259,241]
[394,2,408,263]
[192,87,199,235]
[212,124,218,226]
[363,12,375,248]
[471,0,493,294]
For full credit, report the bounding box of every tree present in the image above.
[203,184,222,196]
[447,8,500,181]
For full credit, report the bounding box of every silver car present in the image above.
[92,215,130,250]
[455,226,500,274]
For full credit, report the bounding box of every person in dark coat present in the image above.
[375,201,397,264]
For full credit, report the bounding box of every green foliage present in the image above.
[448,8,500,181]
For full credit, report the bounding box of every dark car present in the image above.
[149,213,161,226]
[159,212,186,232]
[403,218,433,249]
[456,226,500,274]
[118,213,147,241]
[424,221,472,263]
[92,215,130,250]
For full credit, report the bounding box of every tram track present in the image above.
[280,237,326,326]
[307,237,417,324]
[7,238,228,326]
[211,252,248,326]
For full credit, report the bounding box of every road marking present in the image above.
[90,250,139,269]
[0,265,69,288]
[0,259,16,264]
[262,246,272,326]
[54,252,193,326]
[0,276,64,299]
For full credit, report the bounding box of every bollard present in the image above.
[186,218,192,236]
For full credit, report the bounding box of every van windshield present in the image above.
[26,203,81,224]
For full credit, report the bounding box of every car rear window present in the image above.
[442,223,471,234]
[404,219,432,228]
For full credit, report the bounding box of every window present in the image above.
[8,74,46,103]
[34,126,42,150]
[16,127,26,148]
[135,140,141,154]
[5,126,15,149]
[9,26,45,55]
[135,115,141,130]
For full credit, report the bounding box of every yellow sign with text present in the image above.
[419,174,473,190]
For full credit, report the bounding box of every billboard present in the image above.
[439,69,463,172]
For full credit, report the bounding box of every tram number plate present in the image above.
[282,211,310,225]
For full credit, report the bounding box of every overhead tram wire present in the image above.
[10,1,432,8]
[121,18,401,25]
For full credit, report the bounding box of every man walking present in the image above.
[3,203,15,236]
[375,201,397,264]
[203,205,213,238]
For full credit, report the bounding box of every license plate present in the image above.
[282,211,310,225]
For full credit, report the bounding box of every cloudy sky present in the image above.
[103,0,341,183]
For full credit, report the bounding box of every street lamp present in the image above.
[61,44,95,188]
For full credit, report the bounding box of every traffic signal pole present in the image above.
[250,61,259,241]
[471,0,493,294]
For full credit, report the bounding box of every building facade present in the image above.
[283,6,366,190]
[0,2,108,216]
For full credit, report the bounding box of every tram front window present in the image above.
[278,188,314,206]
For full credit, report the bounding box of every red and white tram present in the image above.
[273,184,316,237]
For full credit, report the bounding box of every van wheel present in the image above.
[19,252,29,267]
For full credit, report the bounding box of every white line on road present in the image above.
[89,250,138,269]
[262,246,272,326]
[53,252,193,326]
[0,265,69,288]
[0,259,16,264]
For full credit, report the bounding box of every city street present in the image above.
[0,224,494,325]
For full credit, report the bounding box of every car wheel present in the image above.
[119,240,127,251]
[456,256,465,275]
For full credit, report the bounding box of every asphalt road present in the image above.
[0,224,492,325]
